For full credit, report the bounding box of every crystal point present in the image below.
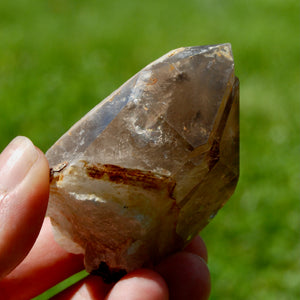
[46,43,239,277]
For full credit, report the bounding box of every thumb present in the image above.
[0,136,49,279]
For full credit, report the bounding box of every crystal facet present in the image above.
[46,44,239,279]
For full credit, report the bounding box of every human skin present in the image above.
[0,136,210,300]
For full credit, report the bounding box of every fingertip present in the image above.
[106,269,169,300]
[184,235,208,262]
[155,252,211,300]
[52,275,111,300]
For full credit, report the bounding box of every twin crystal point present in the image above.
[46,43,239,282]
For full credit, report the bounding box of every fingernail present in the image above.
[0,136,39,192]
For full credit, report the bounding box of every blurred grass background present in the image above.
[0,0,299,299]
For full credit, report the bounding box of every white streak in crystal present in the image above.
[130,70,152,105]
[79,138,85,146]
[132,123,164,146]
[204,44,233,61]
[133,97,141,104]
[153,167,171,176]
[69,192,107,203]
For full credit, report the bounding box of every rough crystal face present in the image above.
[46,43,239,279]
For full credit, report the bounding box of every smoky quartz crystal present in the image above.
[46,43,239,277]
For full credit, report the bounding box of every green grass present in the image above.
[1,0,299,299]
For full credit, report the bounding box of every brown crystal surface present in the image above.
[46,44,239,275]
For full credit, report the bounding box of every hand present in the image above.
[0,136,210,300]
